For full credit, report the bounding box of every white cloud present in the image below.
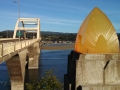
[0,10,82,26]
[41,17,82,26]
[21,1,88,14]
[42,21,79,26]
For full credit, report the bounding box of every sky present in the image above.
[0,0,120,33]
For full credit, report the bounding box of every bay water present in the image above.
[0,48,72,90]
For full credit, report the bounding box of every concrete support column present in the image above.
[23,31,26,39]
[6,49,27,90]
[27,41,40,69]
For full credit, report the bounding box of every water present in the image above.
[0,62,10,90]
[0,49,71,90]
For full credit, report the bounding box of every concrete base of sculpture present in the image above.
[64,50,120,90]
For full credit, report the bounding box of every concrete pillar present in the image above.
[27,41,40,69]
[24,31,26,39]
[6,49,27,90]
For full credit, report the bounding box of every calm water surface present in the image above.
[0,49,71,90]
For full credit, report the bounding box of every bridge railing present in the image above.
[0,39,40,57]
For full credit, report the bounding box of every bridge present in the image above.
[0,18,41,90]
[1,7,120,90]
[0,18,74,90]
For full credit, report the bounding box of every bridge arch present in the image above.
[13,18,40,39]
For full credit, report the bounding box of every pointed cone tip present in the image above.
[92,7,101,12]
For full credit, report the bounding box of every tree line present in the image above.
[0,30,77,41]
[41,33,77,41]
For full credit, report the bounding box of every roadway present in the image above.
[0,38,30,43]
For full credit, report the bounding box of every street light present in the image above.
[33,25,34,39]
[6,26,8,38]
[13,0,20,41]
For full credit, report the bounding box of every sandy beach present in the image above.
[41,44,74,50]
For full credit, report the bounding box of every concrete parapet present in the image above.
[0,39,39,58]
[64,51,120,90]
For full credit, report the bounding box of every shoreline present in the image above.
[41,44,74,50]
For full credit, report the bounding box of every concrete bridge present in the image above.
[0,17,75,90]
[0,18,41,90]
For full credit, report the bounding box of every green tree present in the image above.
[26,69,63,90]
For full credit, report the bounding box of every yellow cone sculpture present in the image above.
[75,7,119,53]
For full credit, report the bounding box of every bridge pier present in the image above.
[6,49,27,90]
[27,41,40,69]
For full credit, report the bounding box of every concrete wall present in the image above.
[64,51,120,90]
[64,51,80,90]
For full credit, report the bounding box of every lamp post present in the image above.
[33,25,34,39]
[6,26,8,38]
[14,0,20,41]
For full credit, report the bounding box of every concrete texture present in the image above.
[6,54,24,90]
[0,39,40,61]
[2,40,41,90]
[13,18,40,39]
[27,41,40,69]
[0,18,41,90]
[64,51,120,90]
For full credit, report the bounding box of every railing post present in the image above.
[25,40,26,47]
[14,42,15,52]
[20,41,22,49]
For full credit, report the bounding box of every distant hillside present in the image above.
[0,30,14,38]
[41,31,77,35]
[0,30,77,37]
[1,30,120,42]
[0,30,119,35]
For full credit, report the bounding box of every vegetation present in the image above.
[26,69,63,90]
[1,30,120,42]
[41,33,76,41]
[0,30,13,38]
[0,30,77,41]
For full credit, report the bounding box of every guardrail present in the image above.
[0,38,19,41]
[0,39,40,57]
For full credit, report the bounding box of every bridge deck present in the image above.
[0,39,40,64]
[0,39,30,43]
